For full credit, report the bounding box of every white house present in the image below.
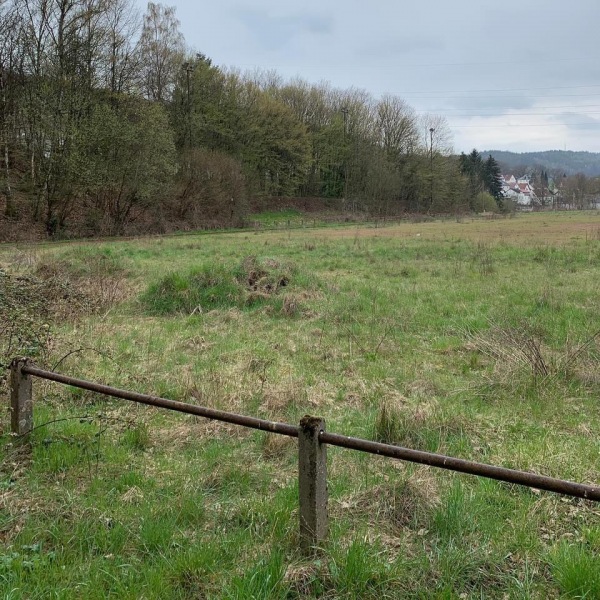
[501,174,537,207]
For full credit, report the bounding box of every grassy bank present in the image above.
[1,211,599,598]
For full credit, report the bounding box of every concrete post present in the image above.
[10,358,33,435]
[298,415,328,551]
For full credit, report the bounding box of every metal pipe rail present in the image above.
[21,364,299,438]
[16,363,600,502]
[321,432,600,502]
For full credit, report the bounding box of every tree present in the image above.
[242,94,311,196]
[375,94,418,160]
[138,2,185,102]
[100,0,140,94]
[460,149,504,210]
[171,53,237,153]
[80,95,176,233]
[563,173,590,209]
[420,114,453,155]
[0,1,22,217]
[174,148,247,226]
[14,0,111,234]
[483,155,503,206]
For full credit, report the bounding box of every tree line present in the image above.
[0,0,505,238]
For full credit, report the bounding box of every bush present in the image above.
[474,192,499,213]
[142,264,241,315]
[141,256,311,315]
[172,148,248,227]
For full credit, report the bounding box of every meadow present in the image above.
[1,211,600,599]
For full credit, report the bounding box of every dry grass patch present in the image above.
[315,211,600,245]
[259,381,308,416]
[336,471,440,533]
[467,320,600,389]
[153,420,248,451]
[261,433,295,461]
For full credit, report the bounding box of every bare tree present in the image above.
[138,2,185,102]
[419,113,453,155]
[100,0,140,93]
[376,94,419,159]
[0,2,22,216]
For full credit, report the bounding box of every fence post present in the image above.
[298,415,328,551]
[10,358,33,435]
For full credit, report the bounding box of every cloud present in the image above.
[360,37,445,58]
[236,9,333,51]
[559,112,600,132]
[151,0,600,151]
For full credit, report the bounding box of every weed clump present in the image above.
[142,265,241,314]
[235,256,295,306]
[373,399,471,454]
[0,269,75,391]
[34,250,130,314]
[0,253,130,406]
[345,477,439,532]
[373,401,404,445]
[467,319,600,390]
[549,541,600,598]
[142,256,313,315]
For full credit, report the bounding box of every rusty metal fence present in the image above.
[9,358,600,550]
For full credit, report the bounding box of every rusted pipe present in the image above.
[21,364,600,502]
[21,364,299,438]
[320,431,600,502]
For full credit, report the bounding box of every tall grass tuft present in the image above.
[550,541,600,598]
[373,401,403,445]
[141,256,312,315]
[141,264,242,314]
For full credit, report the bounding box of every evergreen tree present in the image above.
[483,155,503,203]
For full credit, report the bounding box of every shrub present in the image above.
[142,264,241,315]
[141,256,313,315]
[474,191,499,213]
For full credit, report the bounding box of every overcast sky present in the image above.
[140,0,600,153]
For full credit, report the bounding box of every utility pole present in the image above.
[429,127,435,213]
[341,106,349,208]
[183,61,194,149]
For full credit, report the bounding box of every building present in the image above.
[500,174,537,207]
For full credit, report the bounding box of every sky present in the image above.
[139,0,600,154]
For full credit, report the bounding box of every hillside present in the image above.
[482,150,600,177]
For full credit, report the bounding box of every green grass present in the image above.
[1,212,600,598]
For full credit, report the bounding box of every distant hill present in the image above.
[481,150,600,177]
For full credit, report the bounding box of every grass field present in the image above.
[1,210,600,598]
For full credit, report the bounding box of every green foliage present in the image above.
[79,96,177,234]
[326,540,397,598]
[225,551,287,599]
[474,191,499,213]
[484,154,503,201]
[460,150,504,209]
[141,256,307,315]
[550,542,600,597]
[244,94,312,196]
[122,423,151,452]
[432,482,473,539]
[251,209,303,225]
[141,264,242,314]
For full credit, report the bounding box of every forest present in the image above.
[0,0,542,239]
